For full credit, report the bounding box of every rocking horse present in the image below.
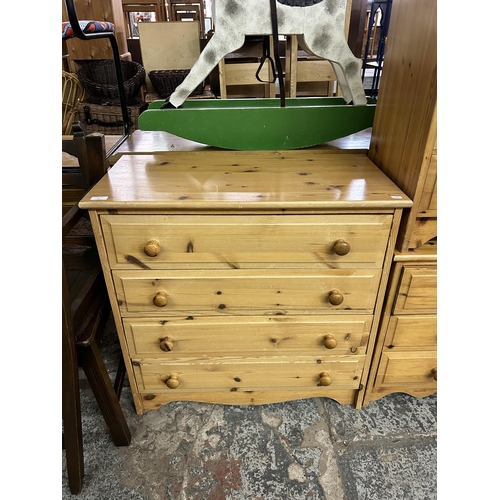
[138,0,375,150]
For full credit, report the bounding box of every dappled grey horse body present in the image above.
[168,0,367,108]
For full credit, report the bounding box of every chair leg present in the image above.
[114,355,127,400]
[78,302,131,446]
[62,329,84,494]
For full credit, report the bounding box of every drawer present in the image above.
[376,352,437,386]
[113,269,382,316]
[133,355,365,393]
[123,315,373,357]
[385,315,437,349]
[393,265,437,314]
[101,214,393,269]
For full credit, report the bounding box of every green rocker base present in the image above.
[138,97,376,150]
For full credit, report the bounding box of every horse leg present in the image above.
[299,31,367,106]
[331,61,354,103]
[167,32,246,108]
[296,34,353,103]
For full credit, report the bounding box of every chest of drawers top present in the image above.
[79,150,412,212]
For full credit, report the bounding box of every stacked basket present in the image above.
[77,60,145,105]
[76,59,146,134]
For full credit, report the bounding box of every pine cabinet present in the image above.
[80,150,411,414]
[363,0,437,404]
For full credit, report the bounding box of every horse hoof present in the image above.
[160,100,177,110]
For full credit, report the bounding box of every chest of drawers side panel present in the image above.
[88,210,146,414]
[354,207,403,408]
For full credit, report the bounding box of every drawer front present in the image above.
[123,315,373,357]
[385,315,437,349]
[393,265,437,314]
[114,269,382,315]
[101,214,392,269]
[134,356,365,393]
[376,352,437,386]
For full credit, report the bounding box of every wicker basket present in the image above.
[78,101,147,135]
[148,70,204,98]
[77,60,145,105]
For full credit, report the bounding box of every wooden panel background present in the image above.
[138,22,201,92]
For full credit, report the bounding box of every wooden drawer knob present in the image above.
[165,375,180,389]
[159,337,174,352]
[328,290,344,306]
[153,291,168,307]
[323,334,338,349]
[431,367,437,381]
[144,239,161,257]
[319,371,333,386]
[333,239,351,256]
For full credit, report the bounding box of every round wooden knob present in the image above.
[323,334,338,349]
[144,239,161,257]
[153,291,168,307]
[165,375,180,389]
[431,367,437,381]
[159,337,174,352]
[333,239,351,256]
[319,371,332,386]
[328,290,344,306]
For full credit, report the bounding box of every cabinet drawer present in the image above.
[114,269,382,315]
[385,315,437,349]
[134,355,365,393]
[376,352,437,386]
[123,315,373,357]
[101,214,392,269]
[393,265,437,314]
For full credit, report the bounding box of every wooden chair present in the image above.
[62,124,110,215]
[121,0,167,38]
[285,35,338,98]
[62,71,86,135]
[62,131,131,495]
[167,0,206,38]
[218,36,276,99]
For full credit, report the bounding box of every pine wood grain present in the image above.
[84,151,408,413]
[114,268,382,315]
[368,0,437,250]
[80,151,412,211]
[101,214,393,269]
[123,315,372,357]
[134,355,365,392]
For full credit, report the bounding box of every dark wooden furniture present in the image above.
[62,125,110,215]
[62,132,131,495]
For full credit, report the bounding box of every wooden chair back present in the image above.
[62,71,85,135]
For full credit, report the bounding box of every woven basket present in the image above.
[149,70,204,98]
[77,60,145,105]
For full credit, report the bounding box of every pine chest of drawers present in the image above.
[363,243,437,403]
[80,150,411,414]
